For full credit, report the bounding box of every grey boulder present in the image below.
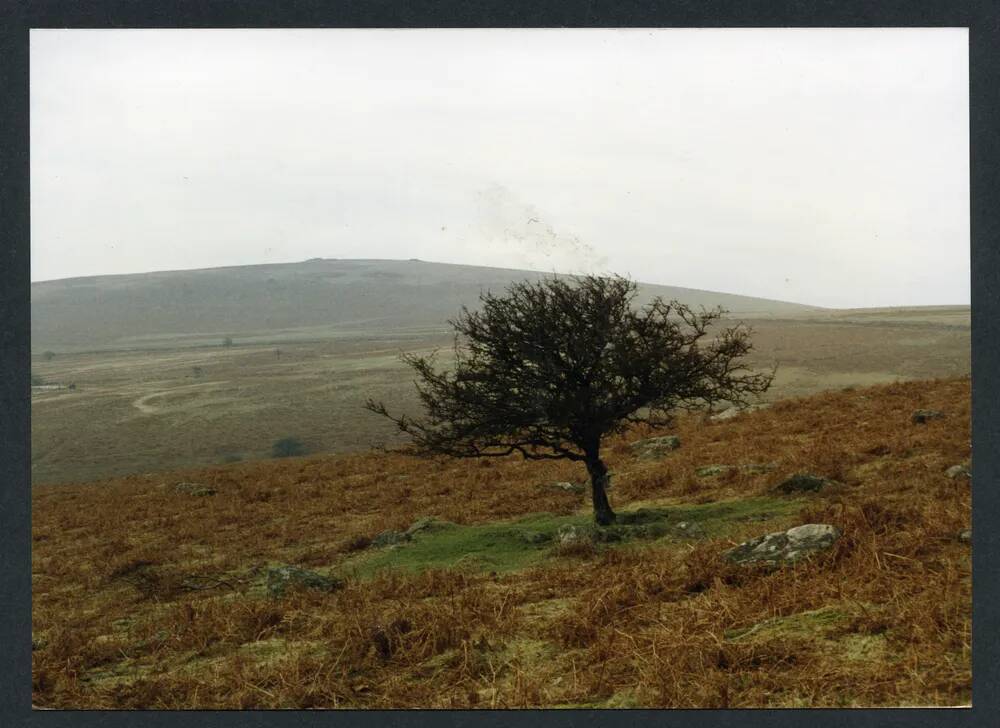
[557,524,580,544]
[264,565,343,597]
[630,435,681,459]
[772,473,834,495]
[710,403,770,421]
[945,464,971,480]
[726,523,841,565]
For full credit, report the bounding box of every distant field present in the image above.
[30,306,969,485]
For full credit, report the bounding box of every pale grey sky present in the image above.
[31,28,969,308]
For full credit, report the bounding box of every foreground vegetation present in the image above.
[32,378,971,708]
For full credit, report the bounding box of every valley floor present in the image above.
[31,377,972,708]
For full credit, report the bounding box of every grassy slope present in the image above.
[31,377,971,708]
[29,306,970,486]
[30,258,817,351]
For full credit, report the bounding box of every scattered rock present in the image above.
[370,530,411,548]
[696,465,731,477]
[630,435,681,459]
[958,528,971,544]
[725,523,841,565]
[669,521,706,538]
[557,525,579,544]
[544,481,585,494]
[945,464,971,480]
[710,403,771,421]
[697,463,777,477]
[520,530,551,545]
[589,527,625,543]
[264,565,343,598]
[405,517,451,536]
[617,507,667,526]
[772,473,832,495]
[174,482,216,497]
[911,409,945,424]
[633,522,671,539]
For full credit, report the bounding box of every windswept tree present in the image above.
[366,275,773,525]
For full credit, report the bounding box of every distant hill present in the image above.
[31,259,818,351]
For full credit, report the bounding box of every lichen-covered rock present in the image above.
[633,522,672,539]
[725,523,841,565]
[630,435,680,459]
[557,524,579,544]
[710,403,770,421]
[670,521,706,538]
[544,481,585,494]
[772,473,833,495]
[911,409,945,424]
[520,530,551,545]
[589,527,625,543]
[958,528,971,544]
[174,482,216,496]
[945,464,971,480]
[370,530,411,548]
[264,565,343,597]
[696,465,731,477]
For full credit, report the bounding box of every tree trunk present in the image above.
[586,457,616,526]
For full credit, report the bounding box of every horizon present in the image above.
[31,29,969,308]
[28,256,974,311]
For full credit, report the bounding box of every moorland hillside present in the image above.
[30,259,818,351]
[31,377,971,709]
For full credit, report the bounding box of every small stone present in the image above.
[945,464,971,480]
[589,527,625,543]
[958,528,971,544]
[670,521,706,538]
[912,409,945,424]
[773,473,831,495]
[634,522,671,539]
[557,525,579,544]
[520,530,551,544]
[629,436,681,460]
[264,565,343,598]
[710,403,770,421]
[545,481,585,494]
[696,465,731,477]
[174,482,217,496]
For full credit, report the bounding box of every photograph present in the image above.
[28,28,971,709]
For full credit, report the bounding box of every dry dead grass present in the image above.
[32,377,971,708]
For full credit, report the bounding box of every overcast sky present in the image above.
[31,29,968,308]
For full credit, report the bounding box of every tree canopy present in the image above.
[366,275,773,524]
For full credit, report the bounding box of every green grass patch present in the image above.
[343,495,802,578]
